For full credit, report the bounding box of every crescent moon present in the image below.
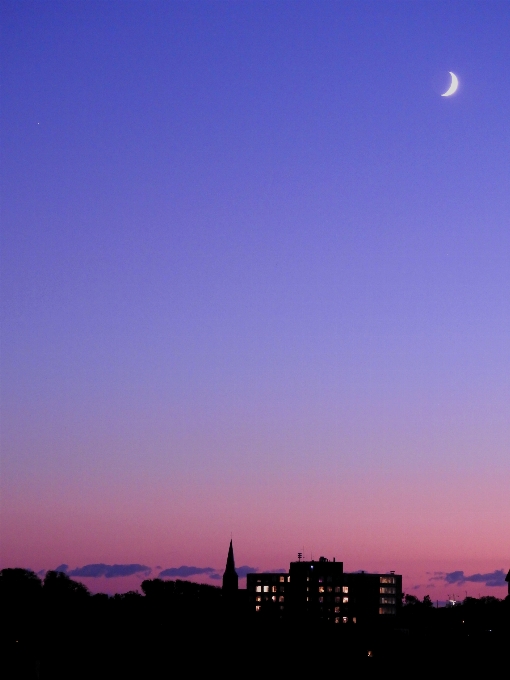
[441,72,459,97]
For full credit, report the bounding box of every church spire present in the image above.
[222,539,238,592]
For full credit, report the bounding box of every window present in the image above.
[280,576,285,582]
[307,576,310,581]
[334,586,341,593]
[342,617,348,624]
[343,596,348,603]
[318,586,325,593]
[352,617,357,624]
[272,586,277,593]
[343,586,349,593]
[319,597,324,603]
[334,606,340,613]
[335,617,340,624]
[380,597,395,605]
[279,596,284,603]
[380,576,396,584]
[263,586,269,593]
[327,576,332,582]
[255,596,261,602]
[335,596,340,603]
[327,586,333,593]
[255,605,261,612]
[255,586,262,593]
[279,586,284,592]
[306,586,309,592]
[379,606,396,615]
[272,596,276,602]
[380,587,396,594]
[318,577,323,583]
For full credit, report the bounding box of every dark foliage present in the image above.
[1,569,508,679]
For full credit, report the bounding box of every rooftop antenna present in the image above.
[298,552,302,562]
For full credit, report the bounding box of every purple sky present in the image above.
[1,1,509,598]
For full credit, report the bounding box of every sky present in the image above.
[1,1,509,600]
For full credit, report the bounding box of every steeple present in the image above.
[222,539,238,593]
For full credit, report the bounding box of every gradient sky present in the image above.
[1,1,509,599]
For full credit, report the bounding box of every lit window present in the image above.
[272,586,277,593]
[318,586,325,593]
[255,606,261,612]
[334,606,340,613]
[272,596,276,602]
[353,617,357,624]
[319,597,324,603]
[318,577,323,583]
[379,606,396,615]
[335,597,340,603]
[306,577,310,582]
[279,596,284,603]
[343,596,348,603]
[380,597,395,605]
[306,586,309,592]
[287,576,290,582]
[255,596,261,602]
[380,587,396,594]
[342,617,348,624]
[334,586,341,593]
[307,597,309,601]
[263,586,269,593]
[327,586,333,593]
[255,586,262,593]
[343,586,349,593]
[380,576,396,584]
[334,617,340,624]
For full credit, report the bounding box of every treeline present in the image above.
[1,568,509,678]
[1,568,224,679]
[401,592,509,634]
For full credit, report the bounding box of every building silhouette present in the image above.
[222,539,238,594]
[247,554,402,625]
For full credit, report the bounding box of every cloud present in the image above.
[157,565,259,580]
[68,564,151,578]
[431,569,507,588]
[236,566,258,578]
[158,566,217,578]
